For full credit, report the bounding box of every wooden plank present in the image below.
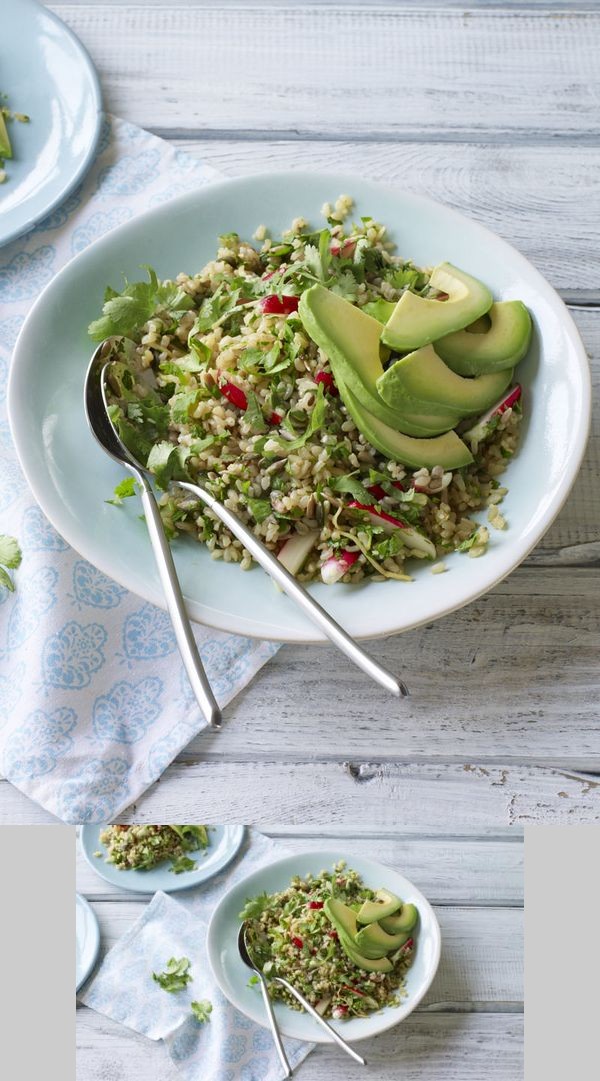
[73,760,600,826]
[76,1010,523,1081]
[51,6,600,138]
[85,900,523,1007]
[4,759,598,826]
[76,834,524,905]
[176,139,600,294]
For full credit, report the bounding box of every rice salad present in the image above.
[90,196,522,584]
[240,862,414,1020]
[98,824,210,872]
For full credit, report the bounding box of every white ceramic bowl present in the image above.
[8,173,591,641]
[207,850,441,1043]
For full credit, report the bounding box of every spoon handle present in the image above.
[274,977,367,1066]
[257,972,293,1078]
[178,481,407,698]
[138,474,222,729]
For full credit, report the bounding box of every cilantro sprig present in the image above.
[152,957,193,993]
[191,1000,213,1024]
[0,535,22,592]
[88,266,195,341]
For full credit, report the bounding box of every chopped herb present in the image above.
[0,534,22,593]
[191,1000,213,1024]
[330,474,374,505]
[244,390,267,433]
[88,266,194,341]
[239,893,270,920]
[146,442,192,489]
[246,497,272,523]
[152,957,193,993]
[106,476,137,506]
[170,856,198,875]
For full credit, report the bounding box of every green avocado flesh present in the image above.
[0,113,12,159]
[324,898,358,939]
[434,300,532,375]
[357,888,403,925]
[356,922,411,952]
[380,903,419,935]
[381,263,493,351]
[377,344,513,415]
[340,378,473,470]
[298,286,461,436]
[324,899,394,972]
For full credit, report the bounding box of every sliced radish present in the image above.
[277,530,319,575]
[315,370,338,396]
[321,548,359,584]
[367,481,405,501]
[219,382,247,410]
[463,384,522,444]
[259,294,299,315]
[330,238,356,258]
[348,500,436,559]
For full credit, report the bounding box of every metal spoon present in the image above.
[239,922,367,1067]
[84,340,222,730]
[238,924,292,1078]
[86,340,408,698]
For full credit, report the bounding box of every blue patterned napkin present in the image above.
[0,116,279,822]
[79,831,313,1080]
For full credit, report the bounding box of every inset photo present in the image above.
[76,825,523,1080]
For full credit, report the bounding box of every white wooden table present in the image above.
[3,0,597,828]
[55,0,593,1074]
[76,827,524,1080]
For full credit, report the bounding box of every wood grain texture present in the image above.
[176,139,600,294]
[51,5,600,139]
[76,1010,523,1081]
[76,833,524,904]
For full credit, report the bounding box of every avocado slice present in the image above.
[380,903,419,935]
[0,113,12,159]
[356,922,411,952]
[377,345,513,416]
[323,897,359,940]
[356,888,403,925]
[381,263,493,351]
[298,285,461,436]
[337,927,394,973]
[339,378,474,470]
[435,301,532,376]
[362,299,396,324]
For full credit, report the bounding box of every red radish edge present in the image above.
[348,500,407,530]
[321,549,359,584]
[260,294,299,314]
[219,382,247,410]
[315,370,338,395]
[475,384,522,428]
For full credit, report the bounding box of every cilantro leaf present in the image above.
[330,474,373,505]
[191,1000,213,1024]
[272,384,327,452]
[246,497,272,523]
[88,266,194,341]
[152,957,192,993]
[244,390,267,433]
[239,893,270,920]
[106,476,137,506]
[0,535,22,593]
[169,856,198,875]
[146,442,192,489]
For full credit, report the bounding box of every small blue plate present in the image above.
[0,0,103,247]
[80,825,246,893]
[76,892,101,993]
